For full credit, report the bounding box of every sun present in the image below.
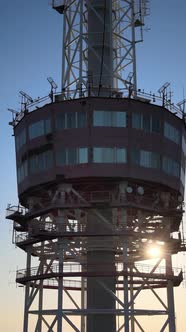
[147,246,162,258]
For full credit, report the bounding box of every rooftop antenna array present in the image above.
[47,76,58,102]
[177,99,186,117]
[158,82,170,107]
[19,90,33,112]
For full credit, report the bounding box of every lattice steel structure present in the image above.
[7,1,186,332]
[56,0,149,98]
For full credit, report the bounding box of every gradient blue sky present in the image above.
[0,1,186,331]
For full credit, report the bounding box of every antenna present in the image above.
[158,82,170,107]
[7,108,19,116]
[47,77,58,102]
[7,108,18,125]
[19,91,33,103]
[19,90,33,112]
[177,99,186,117]
[54,0,149,97]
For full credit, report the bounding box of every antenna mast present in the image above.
[53,0,149,98]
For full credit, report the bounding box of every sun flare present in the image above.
[147,246,162,258]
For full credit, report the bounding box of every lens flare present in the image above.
[147,246,161,258]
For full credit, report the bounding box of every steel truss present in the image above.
[7,181,183,332]
[53,0,149,98]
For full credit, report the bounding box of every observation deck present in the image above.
[16,262,183,288]
[12,93,186,207]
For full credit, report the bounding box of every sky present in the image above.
[0,1,186,331]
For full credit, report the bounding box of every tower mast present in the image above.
[54,0,148,98]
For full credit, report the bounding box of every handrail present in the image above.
[10,87,184,128]
[16,262,182,281]
[6,204,28,217]
[7,190,184,221]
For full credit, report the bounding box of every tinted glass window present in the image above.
[152,117,161,133]
[140,150,160,169]
[17,160,28,183]
[164,122,180,144]
[93,147,126,163]
[163,156,180,177]
[15,129,26,151]
[151,152,160,168]
[116,148,126,163]
[29,119,51,139]
[143,115,150,132]
[93,111,104,126]
[140,150,151,167]
[68,148,77,164]
[77,111,86,128]
[131,148,140,164]
[29,121,44,139]
[132,113,141,129]
[93,148,102,162]
[45,119,51,134]
[116,112,126,127]
[30,155,38,173]
[93,111,126,127]
[103,148,114,162]
[67,112,76,128]
[56,148,66,165]
[56,113,66,129]
[30,150,53,173]
[79,148,88,163]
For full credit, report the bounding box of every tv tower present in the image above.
[7,1,186,332]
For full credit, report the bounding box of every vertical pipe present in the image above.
[81,276,86,332]
[79,0,83,97]
[37,253,44,331]
[61,10,66,92]
[57,241,63,332]
[130,271,135,332]
[166,254,176,332]
[123,209,129,332]
[23,249,31,332]
[131,0,137,96]
[57,212,64,332]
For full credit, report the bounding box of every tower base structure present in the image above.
[7,179,183,332]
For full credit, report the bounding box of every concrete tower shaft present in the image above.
[87,0,114,93]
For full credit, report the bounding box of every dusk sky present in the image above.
[0,1,186,331]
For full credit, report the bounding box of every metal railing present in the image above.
[16,262,182,281]
[10,86,185,128]
[6,204,28,218]
[8,190,183,219]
